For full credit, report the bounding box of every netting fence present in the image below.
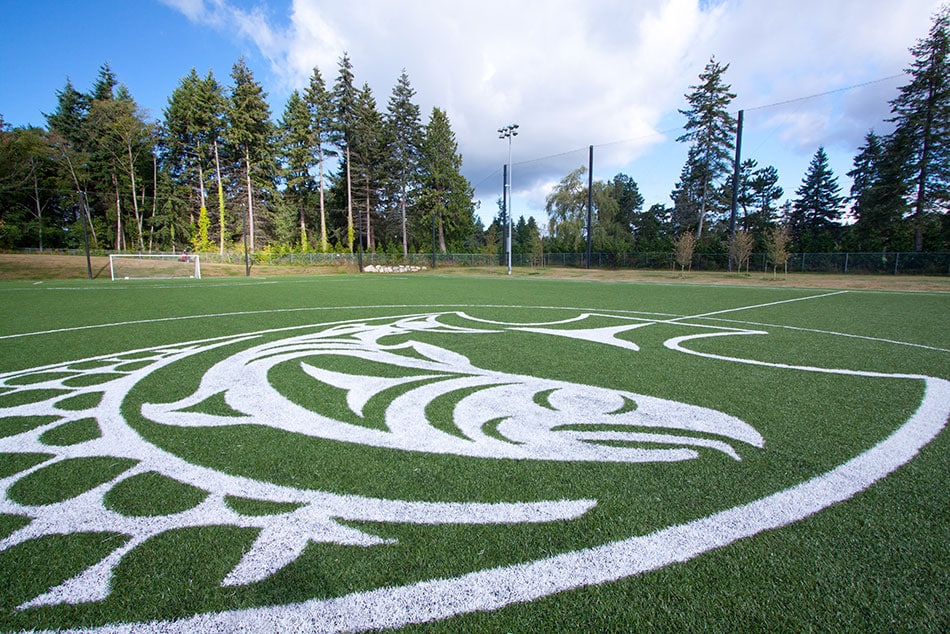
[15,248,949,275]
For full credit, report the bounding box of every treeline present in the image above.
[1,8,947,261]
[540,7,949,259]
[0,54,477,256]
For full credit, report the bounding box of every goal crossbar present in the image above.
[109,254,201,280]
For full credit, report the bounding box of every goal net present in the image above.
[109,254,201,280]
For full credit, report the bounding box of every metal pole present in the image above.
[502,164,507,267]
[728,109,744,272]
[507,134,513,276]
[586,145,593,269]
[498,124,517,276]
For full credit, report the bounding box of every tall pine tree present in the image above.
[848,130,909,251]
[279,89,316,250]
[386,70,423,257]
[228,57,274,251]
[419,108,474,253]
[790,147,844,252]
[675,56,737,238]
[888,6,950,251]
[303,66,335,251]
[332,53,357,251]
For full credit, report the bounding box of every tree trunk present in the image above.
[60,148,98,246]
[696,179,709,239]
[214,140,226,255]
[364,175,374,252]
[31,164,43,252]
[113,172,123,251]
[346,145,353,252]
[245,145,255,251]
[148,154,157,252]
[401,185,408,258]
[126,142,144,250]
[195,161,206,227]
[438,211,447,254]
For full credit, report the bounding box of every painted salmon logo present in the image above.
[143,315,763,463]
[0,309,946,632]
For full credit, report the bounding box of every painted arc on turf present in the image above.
[59,376,948,634]
[25,309,946,634]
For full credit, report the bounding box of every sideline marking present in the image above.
[0,304,678,341]
[703,316,950,353]
[663,290,849,323]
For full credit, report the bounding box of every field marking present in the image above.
[702,317,950,353]
[662,290,849,323]
[2,304,947,632]
[56,371,949,633]
[0,292,847,342]
[0,304,678,342]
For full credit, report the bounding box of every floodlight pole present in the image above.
[498,124,518,276]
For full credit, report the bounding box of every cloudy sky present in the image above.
[0,0,942,225]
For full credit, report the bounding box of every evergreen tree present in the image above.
[279,89,316,250]
[419,107,474,253]
[332,52,358,251]
[162,68,228,247]
[790,147,844,252]
[46,79,89,149]
[351,82,387,252]
[848,130,910,251]
[740,162,783,241]
[605,173,644,233]
[386,70,423,257]
[91,63,118,102]
[888,6,950,251]
[45,80,95,244]
[633,203,673,253]
[670,146,705,234]
[228,57,275,251]
[675,56,737,238]
[303,66,335,251]
[197,72,231,253]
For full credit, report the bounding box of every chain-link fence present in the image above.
[17,249,950,275]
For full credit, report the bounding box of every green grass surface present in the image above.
[0,274,946,632]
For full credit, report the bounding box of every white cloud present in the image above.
[162,0,943,219]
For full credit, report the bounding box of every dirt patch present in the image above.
[1,253,946,292]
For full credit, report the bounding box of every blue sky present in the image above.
[0,0,942,227]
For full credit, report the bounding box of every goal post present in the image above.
[109,254,202,280]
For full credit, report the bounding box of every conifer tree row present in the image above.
[1,7,947,258]
[1,55,475,256]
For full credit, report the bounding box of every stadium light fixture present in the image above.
[498,123,518,275]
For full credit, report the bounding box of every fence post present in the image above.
[844,252,849,273]
[894,252,900,275]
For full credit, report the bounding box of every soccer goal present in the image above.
[109,253,201,280]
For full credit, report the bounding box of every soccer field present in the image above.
[0,274,947,632]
